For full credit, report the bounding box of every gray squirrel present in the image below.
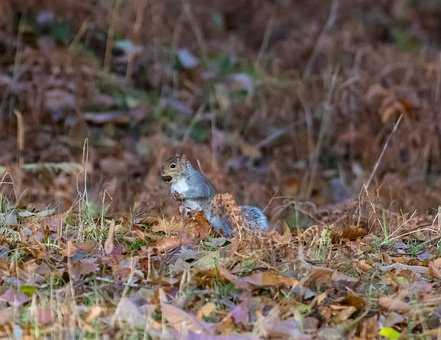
[160,154,269,236]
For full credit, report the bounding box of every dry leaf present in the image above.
[161,303,212,335]
[335,225,367,240]
[196,302,216,320]
[113,297,147,328]
[254,306,304,338]
[243,271,299,287]
[333,305,357,322]
[0,307,14,325]
[428,258,441,279]
[218,266,251,290]
[86,306,104,323]
[152,236,192,253]
[342,291,366,310]
[63,240,78,257]
[34,307,54,326]
[331,271,358,284]
[0,289,29,307]
[378,296,411,313]
[229,301,250,325]
[69,259,98,280]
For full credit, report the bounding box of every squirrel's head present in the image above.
[160,154,191,182]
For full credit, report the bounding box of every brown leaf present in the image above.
[229,301,250,325]
[191,211,212,239]
[0,288,29,307]
[378,296,411,313]
[196,302,216,320]
[86,306,104,323]
[34,307,54,325]
[354,260,373,274]
[254,306,304,338]
[63,240,78,257]
[243,271,299,288]
[0,307,13,325]
[218,266,251,290]
[113,297,147,328]
[342,291,366,310]
[69,259,98,281]
[161,303,212,334]
[152,236,192,253]
[334,225,367,241]
[331,271,358,284]
[359,316,378,340]
[428,258,441,279]
[303,268,332,287]
[333,305,357,322]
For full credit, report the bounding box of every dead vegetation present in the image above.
[1,0,441,338]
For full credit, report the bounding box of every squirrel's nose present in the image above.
[161,175,172,182]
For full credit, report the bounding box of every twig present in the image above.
[303,0,339,77]
[364,114,403,190]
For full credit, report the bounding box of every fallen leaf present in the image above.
[69,259,98,280]
[113,297,147,328]
[334,225,367,240]
[379,327,401,340]
[161,303,212,335]
[0,307,14,325]
[63,240,78,257]
[152,236,193,253]
[185,333,255,340]
[229,301,250,325]
[254,306,304,338]
[428,258,441,279]
[0,288,30,307]
[243,271,299,288]
[197,302,216,320]
[34,307,54,326]
[218,267,251,290]
[86,306,104,323]
[359,316,378,340]
[333,305,357,322]
[378,296,411,313]
[19,285,38,297]
[342,291,366,310]
[331,271,359,284]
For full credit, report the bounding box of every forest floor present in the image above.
[0,1,441,338]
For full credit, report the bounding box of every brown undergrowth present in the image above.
[1,0,441,338]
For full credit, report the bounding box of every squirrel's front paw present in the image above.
[178,205,193,218]
[172,191,184,201]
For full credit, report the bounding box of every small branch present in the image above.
[364,114,403,190]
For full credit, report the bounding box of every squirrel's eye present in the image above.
[170,163,176,169]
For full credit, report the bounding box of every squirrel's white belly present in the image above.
[171,178,190,195]
[171,178,204,211]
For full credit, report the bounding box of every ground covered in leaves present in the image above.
[1,1,441,338]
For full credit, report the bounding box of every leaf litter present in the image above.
[1,1,441,339]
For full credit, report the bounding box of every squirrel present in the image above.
[160,154,269,236]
